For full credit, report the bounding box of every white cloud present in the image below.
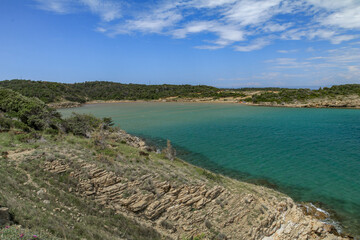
[331,35,359,44]
[121,12,182,34]
[95,27,107,33]
[34,0,74,13]
[321,7,360,29]
[281,28,359,44]
[306,47,315,52]
[223,0,282,26]
[278,49,298,53]
[348,65,360,72]
[263,22,293,33]
[173,21,245,48]
[189,0,238,8]
[306,0,360,29]
[322,47,360,63]
[268,46,360,72]
[33,0,360,51]
[265,57,311,68]
[110,1,184,34]
[235,38,271,52]
[34,0,121,21]
[195,45,225,50]
[80,0,122,22]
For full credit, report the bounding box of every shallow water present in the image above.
[60,102,360,236]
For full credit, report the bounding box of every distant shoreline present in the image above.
[50,98,360,109]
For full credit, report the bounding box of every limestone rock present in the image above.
[41,140,349,240]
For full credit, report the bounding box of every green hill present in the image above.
[1,79,359,108]
[251,85,360,104]
[0,80,245,104]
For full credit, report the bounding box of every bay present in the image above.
[59,102,360,236]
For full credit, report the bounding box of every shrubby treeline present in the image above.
[1,79,359,105]
[251,84,360,103]
[0,80,245,103]
[0,88,110,136]
[0,80,86,104]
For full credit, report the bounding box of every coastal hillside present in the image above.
[1,79,360,108]
[0,80,245,104]
[0,89,351,239]
[249,85,360,108]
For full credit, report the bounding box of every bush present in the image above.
[0,116,12,130]
[64,113,102,137]
[12,120,30,132]
[15,132,41,143]
[44,128,59,135]
[64,95,86,103]
[0,88,61,130]
[102,117,114,129]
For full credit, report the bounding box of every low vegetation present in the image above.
[0,90,162,239]
[0,88,115,137]
[0,225,59,240]
[251,85,360,104]
[1,80,360,106]
[0,80,246,103]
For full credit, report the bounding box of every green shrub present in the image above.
[13,120,30,132]
[102,117,114,129]
[15,132,41,143]
[0,116,12,130]
[64,113,102,137]
[0,88,61,130]
[45,128,59,135]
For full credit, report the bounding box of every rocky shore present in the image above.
[44,158,347,239]
[2,127,353,239]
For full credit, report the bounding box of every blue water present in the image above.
[59,102,360,236]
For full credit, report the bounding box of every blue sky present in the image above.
[1,0,360,87]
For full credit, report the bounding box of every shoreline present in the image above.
[2,128,351,239]
[56,104,357,238]
[50,98,360,109]
[127,133,351,237]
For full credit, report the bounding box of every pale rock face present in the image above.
[43,156,348,240]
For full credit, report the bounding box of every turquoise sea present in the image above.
[60,102,360,236]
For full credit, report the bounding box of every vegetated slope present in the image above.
[0,80,245,103]
[0,89,352,239]
[250,84,360,106]
[1,79,360,108]
[0,80,86,104]
[0,88,162,239]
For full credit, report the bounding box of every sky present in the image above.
[0,0,360,88]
